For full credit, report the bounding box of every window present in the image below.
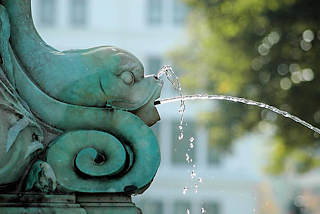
[202,201,220,214]
[173,0,188,25]
[147,56,162,75]
[171,120,196,165]
[174,200,192,213]
[38,0,56,26]
[70,0,87,27]
[146,0,162,25]
[137,199,163,214]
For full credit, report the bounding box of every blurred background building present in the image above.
[30,0,314,214]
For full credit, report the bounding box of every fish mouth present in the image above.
[131,81,162,126]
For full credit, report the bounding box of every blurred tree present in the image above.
[172,0,320,174]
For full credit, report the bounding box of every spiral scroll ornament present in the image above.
[46,112,160,194]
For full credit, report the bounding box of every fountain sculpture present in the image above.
[2,1,320,214]
[0,0,163,213]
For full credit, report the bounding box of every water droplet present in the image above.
[186,153,190,163]
[198,177,202,183]
[182,186,188,194]
[191,170,196,179]
[189,137,194,142]
[178,132,184,140]
[186,209,190,214]
[190,143,194,148]
[201,208,206,213]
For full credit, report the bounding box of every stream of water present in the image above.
[155,94,320,135]
[157,65,202,213]
[156,65,320,135]
[156,65,320,214]
[157,65,186,140]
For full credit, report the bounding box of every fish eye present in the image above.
[120,71,135,85]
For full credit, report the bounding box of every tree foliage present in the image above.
[173,0,320,174]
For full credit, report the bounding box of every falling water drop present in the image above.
[190,143,194,148]
[194,183,198,193]
[189,137,194,142]
[178,132,184,140]
[186,153,190,163]
[191,170,196,179]
[198,177,203,183]
[201,207,206,213]
[186,209,190,214]
[182,186,188,195]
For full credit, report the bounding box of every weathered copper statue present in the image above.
[0,0,162,213]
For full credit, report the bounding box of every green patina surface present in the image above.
[0,0,162,213]
[0,194,142,214]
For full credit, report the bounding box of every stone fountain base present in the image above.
[0,193,142,214]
